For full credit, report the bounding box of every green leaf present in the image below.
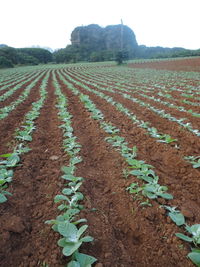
[74,218,87,225]
[67,261,80,267]
[75,252,97,267]
[70,156,82,165]
[62,241,82,256]
[190,224,200,233]
[62,166,74,175]
[54,194,69,202]
[175,233,193,242]
[129,170,142,176]
[194,162,200,168]
[0,193,7,203]
[77,225,88,239]
[61,174,75,181]
[74,182,82,192]
[0,153,13,158]
[159,193,173,199]
[169,212,185,226]
[58,237,67,247]
[145,192,157,199]
[6,154,20,167]
[58,221,77,239]
[58,204,67,211]
[144,185,157,193]
[81,236,94,242]
[188,250,200,267]
[62,188,73,195]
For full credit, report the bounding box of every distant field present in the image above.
[129,56,200,72]
[0,58,200,266]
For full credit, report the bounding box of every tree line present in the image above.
[0,45,52,68]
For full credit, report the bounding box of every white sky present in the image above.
[0,0,200,50]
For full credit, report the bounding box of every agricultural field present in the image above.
[0,57,200,267]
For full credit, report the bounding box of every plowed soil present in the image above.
[0,58,200,267]
[129,57,200,72]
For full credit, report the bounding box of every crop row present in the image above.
[73,66,200,110]
[0,70,47,120]
[59,69,200,169]
[0,71,49,203]
[0,70,45,102]
[76,65,200,94]
[67,69,200,135]
[45,71,97,266]
[81,70,200,117]
[67,67,200,118]
[0,70,38,92]
[57,70,200,266]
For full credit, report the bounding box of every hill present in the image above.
[54,24,138,63]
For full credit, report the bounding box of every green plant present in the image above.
[67,251,97,267]
[142,180,173,200]
[126,182,142,195]
[122,168,130,179]
[184,156,200,168]
[176,224,200,246]
[188,248,200,267]
[57,222,93,257]
[163,206,185,226]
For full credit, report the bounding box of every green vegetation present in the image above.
[52,23,200,64]
[1,23,200,67]
[45,72,96,266]
[184,156,200,168]
[0,45,52,68]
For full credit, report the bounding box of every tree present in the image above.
[17,52,39,65]
[0,56,13,68]
[0,46,18,64]
[17,48,52,63]
[115,50,129,65]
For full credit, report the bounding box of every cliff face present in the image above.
[104,25,138,50]
[71,24,138,52]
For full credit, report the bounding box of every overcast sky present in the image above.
[1,0,199,51]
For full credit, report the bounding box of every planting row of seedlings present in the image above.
[0,68,101,266]
[82,69,200,117]
[67,67,200,120]
[59,70,178,145]
[62,69,200,188]
[45,71,97,266]
[0,71,48,160]
[66,67,199,138]
[75,64,200,93]
[0,70,47,120]
[59,70,199,192]
[0,70,71,266]
[0,71,50,204]
[0,63,199,266]
[0,70,45,102]
[57,70,200,266]
[73,66,200,108]
[55,72,190,266]
[0,65,50,87]
[61,69,200,168]
[0,69,40,92]
[0,69,28,86]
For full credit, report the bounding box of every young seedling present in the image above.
[176,224,200,246]
[184,156,200,168]
[122,169,130,179]
[142,182,173,200]
[163,205,185,226]
[57,222,94,257]
[67,251,97,267]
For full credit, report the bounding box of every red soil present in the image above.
[129,57,200,72]
[0,60,199,266]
